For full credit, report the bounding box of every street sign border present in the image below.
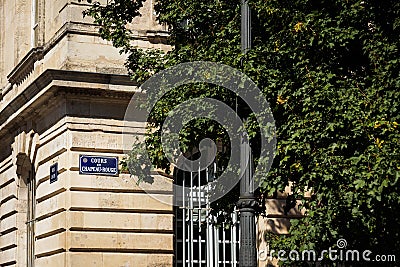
[79,154,119,176]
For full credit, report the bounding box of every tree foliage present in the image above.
[85,0,400,265]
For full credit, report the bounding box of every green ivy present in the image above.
[85,0,400,265]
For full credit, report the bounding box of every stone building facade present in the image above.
[0,1,174,266]
[0,1,298,266]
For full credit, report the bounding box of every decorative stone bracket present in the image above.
[12,130,39,184]
[7,47,44,86]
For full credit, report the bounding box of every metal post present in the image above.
[241,0,251,54]
[237,139,258,267]
[238,1,257,266]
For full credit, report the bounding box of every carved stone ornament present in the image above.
[12,130,39,184]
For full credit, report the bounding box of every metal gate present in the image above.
[174,163,240,267]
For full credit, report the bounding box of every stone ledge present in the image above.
[0,69,137,137]
[68,252,173,267]
[6,47,44,86]
[3,19,167,91]
[68,211,173,232]
[69,231,173,251]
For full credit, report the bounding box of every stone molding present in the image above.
[5,22,99,87]
[4,21,169,88]
[0,69,136,138]
[12,130,40,180]
[6,47,44,87]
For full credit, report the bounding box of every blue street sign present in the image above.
[79,155,119,176]
[50,163,58,184]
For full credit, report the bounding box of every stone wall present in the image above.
[0,1,172,266]
[0,70,175,266]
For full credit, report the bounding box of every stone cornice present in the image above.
[0,69,137,137]
[146,30,170,44]
[5,21,169,87]
[43,22,100,57]
[6,47,44,86]
[6,22,98,87]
